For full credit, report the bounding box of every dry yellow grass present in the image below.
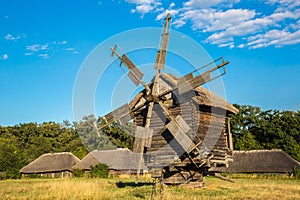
[0,177,299,200]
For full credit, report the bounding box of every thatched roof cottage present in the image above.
[73,148,147,175]
[212,149,300,173]
[20,152,80,178]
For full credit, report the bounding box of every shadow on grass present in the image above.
[116,181,153,188]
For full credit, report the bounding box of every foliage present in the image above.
[74,114,134,152]
[0,121,88,179]
[89,164,109,178]
[230,104,300,161]
[73,168,85,178]
[293,167,300,179]
[0,105,299,179]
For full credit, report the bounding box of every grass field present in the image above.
[0,177,299,200]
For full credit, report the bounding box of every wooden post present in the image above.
[227,118,233,151]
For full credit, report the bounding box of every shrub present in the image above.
[27,173,42,178]
[73,168,85,178]
[292,167,300,179]
[6,168,21,179]
[90,164,109,178]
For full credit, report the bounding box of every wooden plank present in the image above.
[166,115,195,153]
[154,50,166,70]
[118,113,133,125]
[177,73,194,85]
[104,104,131,123]
[128,67,144,86]
[190,72,211,88]
[177,72,211,95]
[121,54,144,86]
[121,54,136,70]
[134,126,153,148]
[133,126,153,152]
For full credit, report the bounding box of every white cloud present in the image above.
[65,48,79,54]
[25,40,72,58]
[169,2,175,9]
[178,9,256,32]
[173,18,186,28]
[26,44,49,52]
[184,0,240,8]
[4,33,22,41]
[156,8,179,20]
[123,0,300,48]
[290,19,300,29]
[136,4,154,14]
[237,44,245,48]
[38,54,49,59]
[59,40,67,45]
[125,0,162,15]
[126,0,156,4]
[247,29,300,48]
[1,54,8,60]
[267,0,300,9]
[218,42,234,48]
[24,52,33,56]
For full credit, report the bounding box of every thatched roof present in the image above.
[73,148,146,171]
[130,73,238,115]
[213,149,300,173]
[193,86,238,114]
[20,152,80,174]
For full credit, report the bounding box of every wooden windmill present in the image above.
[97,13,238,186]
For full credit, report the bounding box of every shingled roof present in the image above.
[215,149,300,173]
[20,152,80,174]
[73,148,146,171]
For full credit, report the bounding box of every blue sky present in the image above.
[1,0,300,125]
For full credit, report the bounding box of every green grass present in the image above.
[0,177,299,200]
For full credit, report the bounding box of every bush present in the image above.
[27,173,42,178]
[73,168,85,178]
[292,167,300,179]
[6,168,21,179]
[90,164,109,178]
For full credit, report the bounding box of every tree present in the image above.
[230,104,300,161]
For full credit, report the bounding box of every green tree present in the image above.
[90,164,109,178]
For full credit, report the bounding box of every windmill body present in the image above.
[99,14,238,186]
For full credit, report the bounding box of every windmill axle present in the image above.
[145,94,160,103]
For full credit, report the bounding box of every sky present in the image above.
[0,0,300,126]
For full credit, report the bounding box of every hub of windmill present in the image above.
[145,94,160,103]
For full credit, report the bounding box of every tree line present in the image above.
[230,104,300,161]
[0,104,299,179]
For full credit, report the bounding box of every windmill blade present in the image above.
[177,72,211,95]
[154,13,171,71]
[136,101,155,178]
[154,57,229,98]
[128,66,144,86]
[111,45,150,91]
[133,102,155,153]
[166,115,195,154]
[154,41,167,70]
[97,103,134,130]
[177,57,228,95]
[157,101,202,155]
[134,126,154,149]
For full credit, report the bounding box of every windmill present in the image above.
[96,13,238,187]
